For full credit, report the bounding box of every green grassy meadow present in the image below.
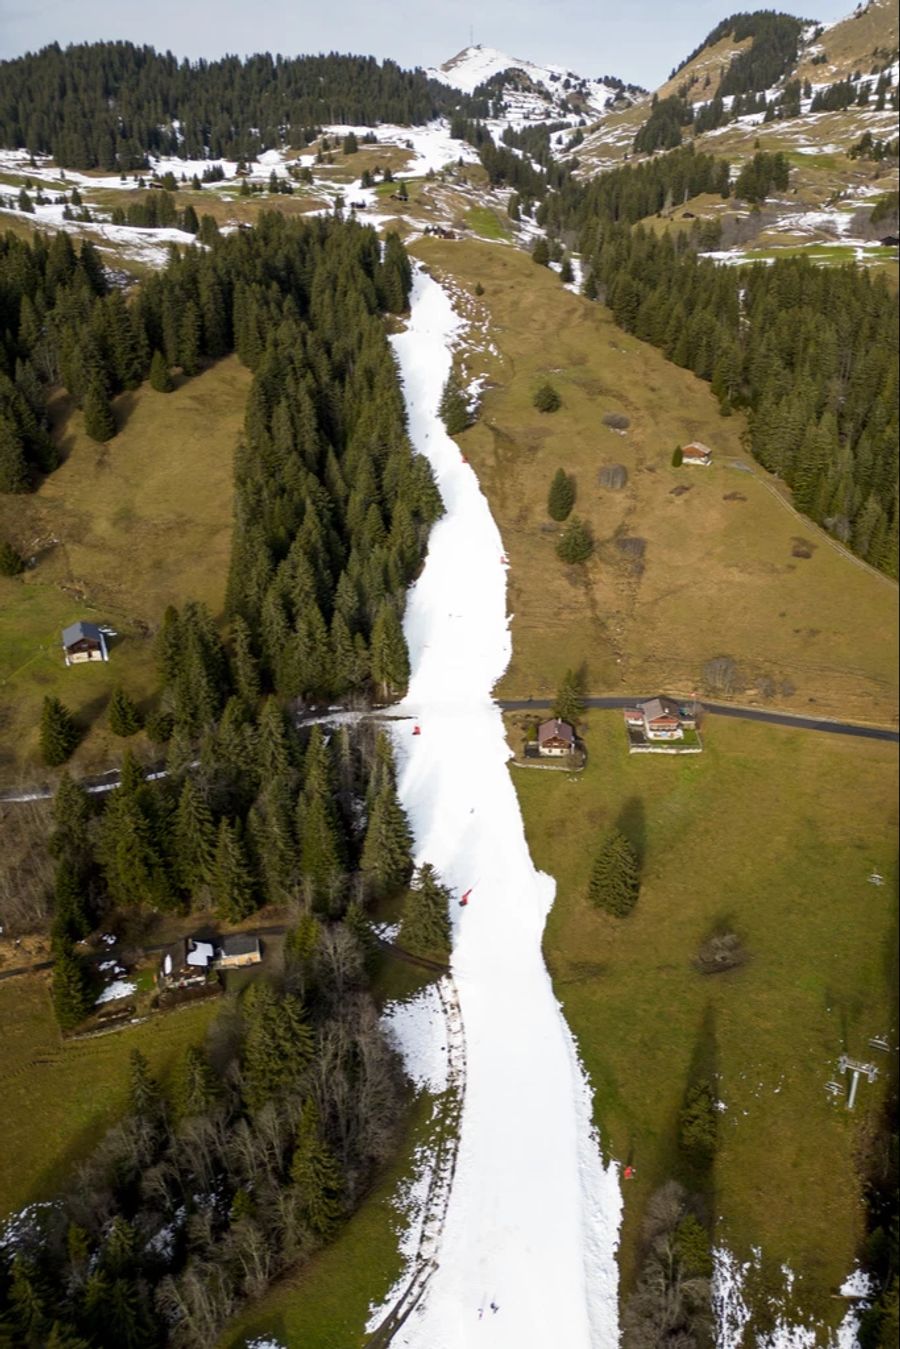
[0,976,219,1217]
[0,356,251,779]
[511,709,897,1321]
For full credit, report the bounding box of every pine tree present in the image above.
[0,539,25,574]
[291,1098,344,1236]
[370,600,410,700]
[128,1048,162,1121]
[173,1045,220,1118]
[532,235,550,266]
[51,864,91,946]
[360,777,414,899]
[556,516,594,564]
[399,863,451,958]
[560,256,574,284]
[588,830,640,917]
[149,349,173,392]
[211,817,257,921]
[672,446,684,467]
[297,729,345,911]
[50,770,92,864]
[547,468,576,521]
[40,695,79,766]
[533,382,561,412]
[553,668,584,726]
[83,379,116,442]
[107,687,142,737]
[0,414,29,492]
[242,982,314,1109]
[174,776,216,898]
[438,373,471,434]
[52,943,93,1029]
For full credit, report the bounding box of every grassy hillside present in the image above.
[0,356,251,781]
[0,975,219,1217]
[796,0,900,85]
[511,709,898,1326]
[416,236,899,726]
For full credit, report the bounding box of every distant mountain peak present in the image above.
[427,45,644,118]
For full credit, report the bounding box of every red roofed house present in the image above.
[682,442,712,467]
[623,697,697,742]
[537,718,576,756]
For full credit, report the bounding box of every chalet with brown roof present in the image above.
[682,442,713,467]
[216,934,262,968]
[623,697,697,742]
[537,718,576,756]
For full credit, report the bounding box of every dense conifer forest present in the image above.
[0,215,444,1344]
[0,43,480,168]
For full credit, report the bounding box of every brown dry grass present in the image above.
[0,357,251,779]
[414,237,899,726]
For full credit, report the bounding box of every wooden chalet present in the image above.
[62,620,108,665]
[537,718,576,756]
[623,697,697,741]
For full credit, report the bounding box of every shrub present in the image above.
[695,930,747,974]
[0,540,25,576]
[702,654,740,695]
[556,516,594,564]
[533,382,561,413]
[672,445,684,466]
[598,464,628,492]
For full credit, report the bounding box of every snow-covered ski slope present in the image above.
[383,268,622,1346]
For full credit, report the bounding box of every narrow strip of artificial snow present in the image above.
[375,268,622,1346]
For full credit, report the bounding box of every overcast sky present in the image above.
[0,0,855,88]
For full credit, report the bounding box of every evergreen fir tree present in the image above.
[588,830,640,916]
[291,1098,344,1236]
[533,382,561,412]
[128,1048,162,1121]
[173,1045,221,1118]
[532,235,550,266]
[107,686,143,737]
[83,378,116,442]
[50,770,92,864]
[0,539,25,575]
[547,467,576,521]
[438,373,471,434]
[556,516,594,563]
[40,695,79,766]
[360,777,414,899]
[370,600,410,700]
[149,349,173,392]
[553,668,584,726]
[0,415,29,492]
[52,943,93,1029]
[398,863,451,958]
[174,776,216,899]
[211,817,257,921]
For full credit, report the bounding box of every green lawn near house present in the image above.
[510,708,897,1329]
